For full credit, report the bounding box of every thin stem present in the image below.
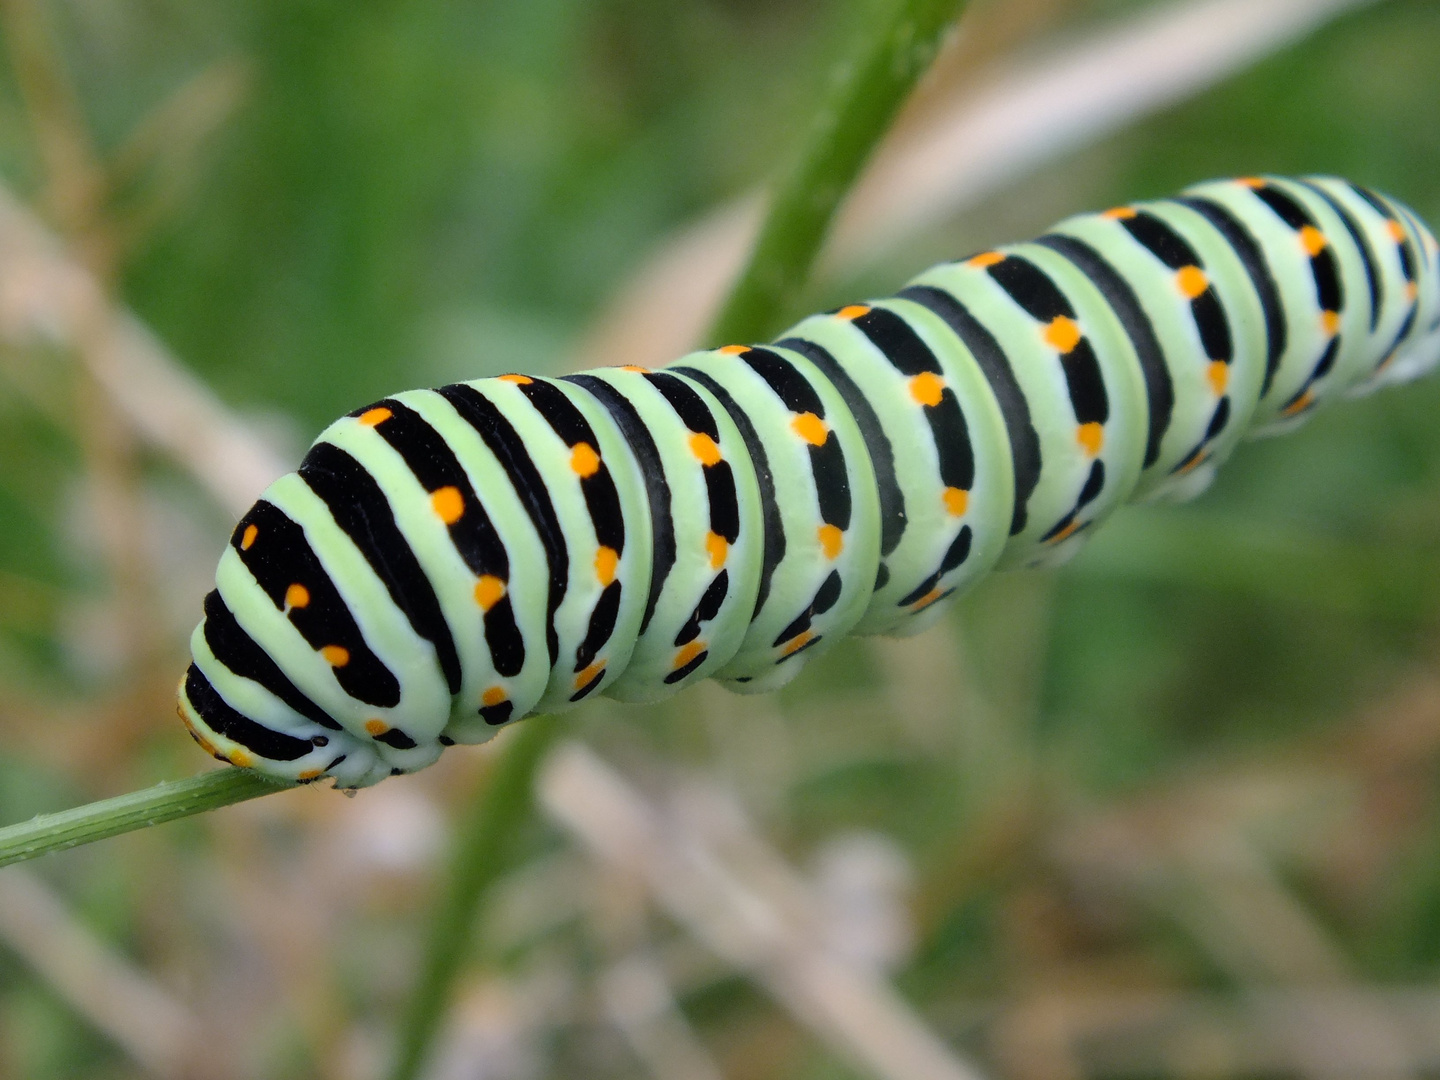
[388,716,563,1080]
[706,0,973,347]
[0,768,287,870]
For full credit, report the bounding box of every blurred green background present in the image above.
[3,0,1440,1077]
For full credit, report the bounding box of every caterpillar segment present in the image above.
[178,176,1440,788]
[561,367,764,700]
[672,345,881,691]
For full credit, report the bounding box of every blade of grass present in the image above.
[0,768,287,869]
[706,0,973,346]
[388,716,562,1080]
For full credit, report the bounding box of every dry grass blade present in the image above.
[0,184,288,514]
[0,868,210,1079]
[0,0,107,257]
[109,58,251,256]
[938,989,1440,1076]
[601,953,727,1080]
[1053,782,1422,1079]
[538,741,990,1080]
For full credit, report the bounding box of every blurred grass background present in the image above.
[3,0,1440,1077]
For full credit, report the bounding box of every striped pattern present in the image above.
[179,175,1440,788]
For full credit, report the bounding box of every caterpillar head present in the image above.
[177,417,472,790]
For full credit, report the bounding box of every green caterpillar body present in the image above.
[179,176,1440,787]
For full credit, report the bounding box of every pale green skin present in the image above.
[785,297,1015,637]
[672,346,881,692]
[564,368,765,702]
[1046,200,1269,500]
[908,243,1151,571]
[181,176,1440,788]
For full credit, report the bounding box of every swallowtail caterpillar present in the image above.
[178,176,1440,788]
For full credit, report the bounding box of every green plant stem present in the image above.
[0,768,287,869]
[389,716,562,1080]
[707,0,972,347]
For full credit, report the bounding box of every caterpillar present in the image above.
[178,175,1440,788]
